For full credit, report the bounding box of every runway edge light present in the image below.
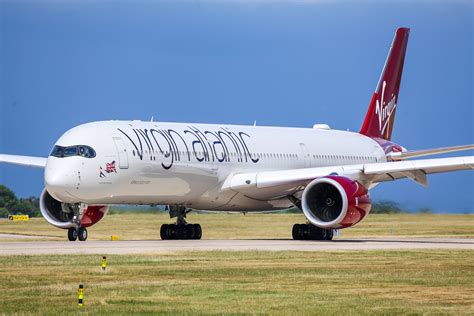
[101,256,107,271]
[78,284,84,307]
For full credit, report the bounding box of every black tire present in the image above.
[193,224,202,240]
[166,225,175,240]
[178,225,186,239]
[68,228,77,241]
[308,225,322,240]
[186,225,195,239]
[324,229,334,241]
[181,226,187,240]
[77,227,88,241]
[292,224,301,240]
[302,224,312,240]
[160,224,169,240]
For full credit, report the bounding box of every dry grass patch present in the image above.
[0,213,473,241]
[0,250,473,315]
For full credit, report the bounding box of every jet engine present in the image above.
[301,176,371,229]
[39,189,108,229]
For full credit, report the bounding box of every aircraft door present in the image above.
[299,143,311,168]
[113,137,129,169]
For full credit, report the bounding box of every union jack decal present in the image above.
[99,160,118,178]
[105,160,117,173]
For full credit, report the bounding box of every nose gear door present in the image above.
[113,137,129,169]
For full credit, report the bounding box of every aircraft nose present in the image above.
[44,160,76,197]
[45,170,70,189]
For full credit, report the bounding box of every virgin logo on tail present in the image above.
[359,28,409,141]
[375,81,397,136]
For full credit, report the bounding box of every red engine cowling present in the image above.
[40,189,108,229]
[80,205,108,227]
[301,176,371,229]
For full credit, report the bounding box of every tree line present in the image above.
[0,185,41,218]
[0,184,431,218]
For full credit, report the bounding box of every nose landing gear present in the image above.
[67,227,88,241]
[160,205,202,240]
[67,228,78,241]
[63,202,88,241]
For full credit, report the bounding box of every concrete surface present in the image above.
[0,237,472,255]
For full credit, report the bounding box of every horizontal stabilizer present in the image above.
[387,144,474,160]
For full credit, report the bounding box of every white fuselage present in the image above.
[45,121,386,211]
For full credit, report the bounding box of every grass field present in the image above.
[0,213,473,241]
[0,250,473,315]
[0,214,473,314]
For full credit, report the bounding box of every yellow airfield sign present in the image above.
[8,215,29,221]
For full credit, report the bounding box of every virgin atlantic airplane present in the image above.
[1,28,473,241]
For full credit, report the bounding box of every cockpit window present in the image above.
[64,146,78,157]
[50,145,96,158]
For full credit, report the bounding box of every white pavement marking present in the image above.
[0,233,55,239]
[0,238,472,255]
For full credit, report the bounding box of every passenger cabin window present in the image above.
[50,145,96,158]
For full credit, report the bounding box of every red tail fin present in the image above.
[360,27,410,141]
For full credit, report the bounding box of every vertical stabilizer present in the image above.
[360,27,410,141]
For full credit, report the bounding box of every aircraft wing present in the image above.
[0,154,47,168]
[363,156,474,186]
[224,156,474,199]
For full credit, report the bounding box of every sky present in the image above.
[0,0,472,213]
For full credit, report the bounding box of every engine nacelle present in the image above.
[40,189,108,229]
[301,176,371,229]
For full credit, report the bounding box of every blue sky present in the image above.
[0,0,472,213]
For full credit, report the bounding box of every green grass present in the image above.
[0,213,473,241]
[1,214,473,314]
[0,250,473,315]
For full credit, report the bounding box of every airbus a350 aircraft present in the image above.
[1,28,473,241]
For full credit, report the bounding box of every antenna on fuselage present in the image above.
[253,120,257,126]
[151,116,154,122]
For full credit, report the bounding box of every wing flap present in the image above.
[364,156,474,175]
[222,156,474,200]
[0,154,47,168]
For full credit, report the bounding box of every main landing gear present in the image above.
[292,224,333,241]
[160,223,202,240]
[68,227,88,241]
[160,205,202,240]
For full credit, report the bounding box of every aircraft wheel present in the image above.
[292,224,333,241]
[160,224,169,240]
[167,224,175,240]
[309,225,324,240]
[160,223,202,240]
[292,224,302,240]
[193,224,202,240]
[324,229,334,241]
[177,225,186,239]
[303,225,312,240]
[77,227,88,241]
[186,225,195,239]
[68,228,78,241]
